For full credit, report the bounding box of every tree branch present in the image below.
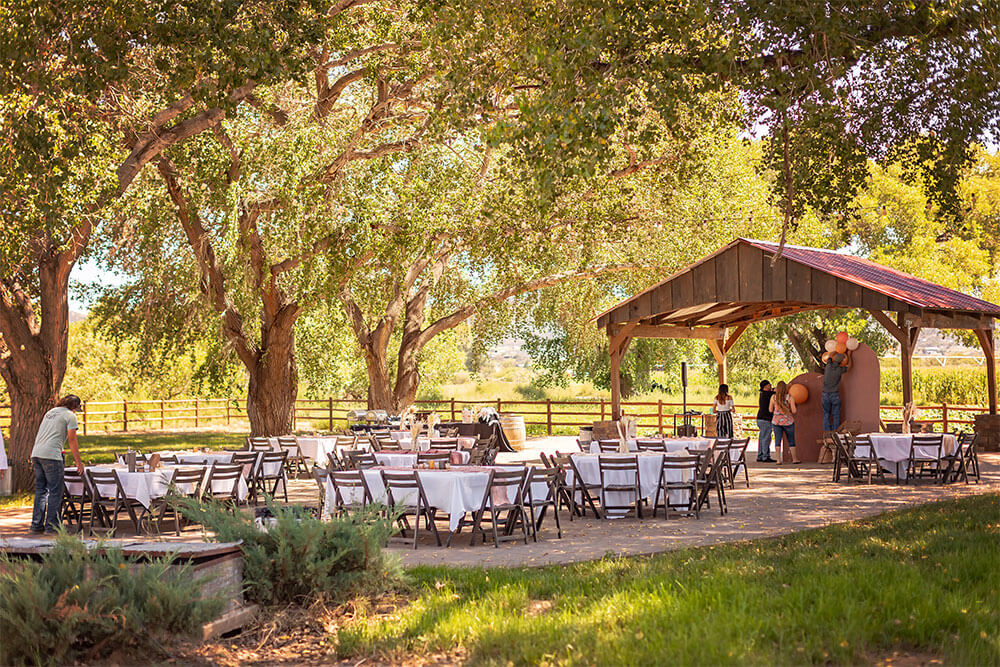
[417,264,649,346]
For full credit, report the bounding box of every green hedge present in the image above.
[0,535,221,666]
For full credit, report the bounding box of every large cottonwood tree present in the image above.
[0,0,335,489]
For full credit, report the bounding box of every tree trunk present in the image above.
[782,324,823,372]
[245,309,299,436]
[365,346,396,411]
[0,253,72,491]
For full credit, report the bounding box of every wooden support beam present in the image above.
[607,323,637,421]
[706,338,726,384]
[975,328,997,415]
[903,312,994,331]
[867,309,907,343]
[897,312,921,409]
[623,325,727,340]
[723,324,749,354]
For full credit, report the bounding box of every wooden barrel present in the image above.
[500,414,527,451]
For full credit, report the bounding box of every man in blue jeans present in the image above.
[30,395,85,534]
[756,380,776,462]
[821,352,852,432]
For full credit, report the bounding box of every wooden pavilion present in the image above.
[595,238,1000,421]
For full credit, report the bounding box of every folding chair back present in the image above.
[524,467,563,540]
[575,438,589,452]
[346,450,378,469]
[597,439,622,453]
[62,469,91,532]
[313,466,329,510]
[258,451,289,501]
[156,467,206,535]
[326,450,344,472]
[246,436,272,452]
[693,450,727,516]
[652,454,700,518]
[329,469,374,512]
[381,470,441,548]
[277,435,309,476]
[636,439,666,452]
[959,431,980,483]
[564,454,601,519]
[469,468,529,547]
[728,438,751,488]
[204,463,244,504]
[429,438,460,450]
[85,469,141,535]
[598,455,643,519]
[909,433,944,482]
[417,451,451,466]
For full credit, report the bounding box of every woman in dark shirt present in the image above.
[756,380,776,462]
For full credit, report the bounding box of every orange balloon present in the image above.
[835,342,847,354]
[787,383,809,404]
[836,331,849,343]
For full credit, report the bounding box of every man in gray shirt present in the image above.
[30,395,85,533]
[821,353,851,433]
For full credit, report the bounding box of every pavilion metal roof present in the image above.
[595,238,1000,330]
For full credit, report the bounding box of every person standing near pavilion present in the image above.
[770,381,801,464]
[713,384,735,438]
[30,395,84,534]
[821,350,852,432]
[756,380,776,462]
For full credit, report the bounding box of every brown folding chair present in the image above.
[86,469,146,536]
[693,450,727,516]
[524,467,563,541]
[326,450,345,472]
[565,454,602,519]
[468,468,529,547]
[62,469,91,533]
[417,451,451,467]
[346,450,378,469]
[203,463,245,507]
[328,470,375,515]
[429,438,460,451]
[230,452,260,503]
[382,470,441,549]
[907,433,944,483]
[258,451,289,502]
[597,439,621,453]
[652,455,701,518]
[942,432,980,484]
[598,455,643,519]
[246,436,272,452]
[636,439,666,452]
[728,438,751,489]
[154,467,206,535]
[277,435,309,477]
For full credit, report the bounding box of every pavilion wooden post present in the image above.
[974,328,997,414]
[867,309,922,410]
[706,338,726,384]
[608,323,637,420]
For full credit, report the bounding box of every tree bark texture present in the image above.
[246,314,299,436]
[0,253,73,491]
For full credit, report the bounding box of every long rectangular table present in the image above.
[568,452,697,518]
[855,433,958,480]
[588,437,714,454]
[322,466,546,532]
[70,463,249,510]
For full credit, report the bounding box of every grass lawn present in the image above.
[338,494,1000,665]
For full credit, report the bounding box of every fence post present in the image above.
[329,397,334,431]
[600,399,606,421]
[123,399,128,432]
[450,397,456,422]
[82,401,88,435]
[497,397,502,413]
[942,402,948,432]
[658,399,663,434]
[226,401,231,426]
[159,399,164,430]
[194,397,200,428]
[546,398,552,435]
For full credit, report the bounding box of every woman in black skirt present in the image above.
[713,384,735,438]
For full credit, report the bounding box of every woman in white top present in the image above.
[713,383,735,438]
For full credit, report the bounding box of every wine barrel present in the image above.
[499,414,527,451]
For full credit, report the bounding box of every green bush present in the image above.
[0,534,221,666]
[180,499,400,606]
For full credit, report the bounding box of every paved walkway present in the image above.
[2,437,995,570]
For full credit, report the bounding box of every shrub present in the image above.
[0,534,222,666]
[180,499,400,606]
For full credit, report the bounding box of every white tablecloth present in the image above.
[588,437,712,454]
[323,466,545,531]
[73,464,249,509]
[857,433,957,479]
[568,453,695,518]
[374,451,471,467]
[388,435,477,451]
[294,437,342,462]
